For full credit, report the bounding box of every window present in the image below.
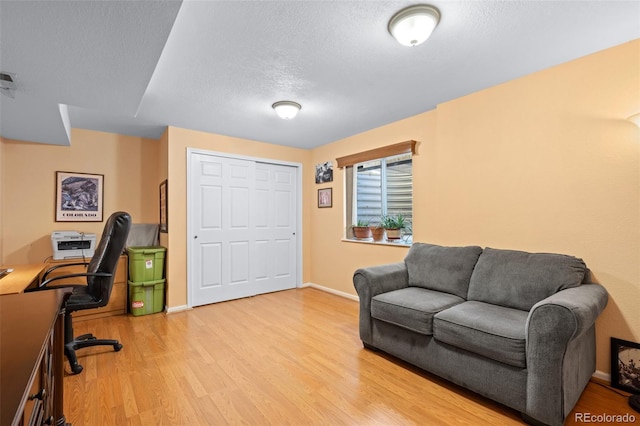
[345,153,413,244]
[337,140,416,244]
[355,153,412,224]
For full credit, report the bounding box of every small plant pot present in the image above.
[352,226,372,239]
[371,227,385,242]
[385,228,402,240]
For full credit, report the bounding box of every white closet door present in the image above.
[254,162,297,294]
[190,152,297,307]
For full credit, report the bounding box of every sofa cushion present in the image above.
[372,287,465,335]
[433,301,528,368]
[467,247,586,311]
[404,243,483,299]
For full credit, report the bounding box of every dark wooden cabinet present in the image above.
[0,289,70,426]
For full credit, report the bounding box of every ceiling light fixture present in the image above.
[388,4,440,47]
[272,101,301,120]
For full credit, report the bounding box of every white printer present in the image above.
[51,231,97,260]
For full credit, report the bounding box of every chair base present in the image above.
[65,334,123,374]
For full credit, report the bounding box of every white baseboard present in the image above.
[304,282,359,302]
[166,304,189,314]
[592,370,610,382]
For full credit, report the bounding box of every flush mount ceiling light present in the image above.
[272,101,301,119]
[388,4,440,47]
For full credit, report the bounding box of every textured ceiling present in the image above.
[1,1,639,148]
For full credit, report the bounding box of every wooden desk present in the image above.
[0,288,71,426]
[0,264,45,295]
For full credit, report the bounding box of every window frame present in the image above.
[342,148,414,246]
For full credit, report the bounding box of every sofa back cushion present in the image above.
[405,243,483,298]
[467,247,586,311]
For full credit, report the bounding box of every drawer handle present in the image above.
[28,388,46,400]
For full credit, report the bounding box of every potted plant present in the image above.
[351,219,372,239]
[370,224,385,242]
[381,213,407,241]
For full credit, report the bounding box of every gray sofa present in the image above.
[353,243,608,426]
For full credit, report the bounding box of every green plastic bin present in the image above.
[127,246,166,282]
[129,279,165,316]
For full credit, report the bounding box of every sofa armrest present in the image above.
[353,262,408,345]
[525,284,608,425]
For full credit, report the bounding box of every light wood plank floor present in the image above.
[64,288,633,425]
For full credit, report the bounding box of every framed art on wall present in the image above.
[318,188,332,208]
[611,337,640,394]
[55,171,104,222]
[159,179,168,233]
[315,161,333,184]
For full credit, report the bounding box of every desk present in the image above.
[0,288,70,426]
[0,264,45,295]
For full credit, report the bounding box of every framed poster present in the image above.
[315,161,333,184]
[318,188,332,208]
[55,171,103,222]
[611,337,640,394]
[159,179,168,233]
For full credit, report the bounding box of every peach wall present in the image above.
[164,127,312,309]
[1,128,160,264]
[308,110,438,295]
[308,40,640,374]
[158,129,169,251]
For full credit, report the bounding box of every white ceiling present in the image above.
[1,1,639,149]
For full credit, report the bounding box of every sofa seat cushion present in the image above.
[433,301,528,368]
[372,287,465,335]
[404,243,483,298]
[467,247,587,311]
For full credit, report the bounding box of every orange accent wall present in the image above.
[309,40,640,374]
[1,128,160,264]
[163,127,312,309]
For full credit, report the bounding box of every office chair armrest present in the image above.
[41,261,90,282]
[37,271,113,289]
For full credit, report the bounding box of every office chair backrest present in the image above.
[87,212,131,305]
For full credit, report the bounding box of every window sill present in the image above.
[341,238,411,247]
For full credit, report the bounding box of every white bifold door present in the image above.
[189,152,298,307]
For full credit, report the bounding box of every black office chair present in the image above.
[35,211,131,374]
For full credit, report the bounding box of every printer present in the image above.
[51,231,97,260]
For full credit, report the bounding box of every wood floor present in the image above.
[64,288,633,425]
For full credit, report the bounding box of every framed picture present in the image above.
[159,179,168,233]
[55,171,103,222]
[318,188,332,208]
[611,337,640,394]
[315,161,333,184]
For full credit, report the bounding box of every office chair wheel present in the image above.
[114,343,123,352]
[71,363,83,375]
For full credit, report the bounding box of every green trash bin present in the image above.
[127,246,166,282]
[129,279,165,316]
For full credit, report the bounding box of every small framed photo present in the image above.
[315,161,333,184]
[159,179,168,233]
[611,337,640,394]
[318,188,332,208]
[55,171,104,222]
